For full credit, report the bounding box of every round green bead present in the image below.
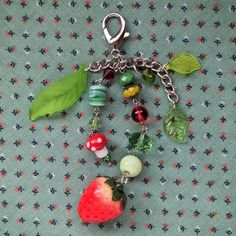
[142,68,156,83]
[119,72,135,86]
[120,155,142,177]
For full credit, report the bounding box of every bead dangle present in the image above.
[77,13,200,223]
[28,13,201,224]
[119,69,153,154]
[86,76,113,166]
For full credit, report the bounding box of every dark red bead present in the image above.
[103,68,115,80]
[131,106,148,123]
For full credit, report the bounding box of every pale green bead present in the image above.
[120,155,142,177]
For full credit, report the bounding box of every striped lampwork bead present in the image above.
[89,85,107,106]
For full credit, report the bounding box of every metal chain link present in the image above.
[86,52,179,105]
[120,171,129,185]
[156,66,179,106]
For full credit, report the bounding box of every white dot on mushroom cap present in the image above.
[97,137,102,143]
[87,142,90,148]
[91,147,96,151]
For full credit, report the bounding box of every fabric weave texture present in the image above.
[0,0,236,235]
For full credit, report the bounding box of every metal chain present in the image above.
[156,65,179,106]
[141,125,148,134]
[86,55,179,105]
[120,171,129,185]
[93,106,100,117]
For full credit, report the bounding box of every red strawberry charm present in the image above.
[78,176,126,223]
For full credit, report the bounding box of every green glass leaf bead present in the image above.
[119,72,135,86]
[163,105,188,142]
[142,68,156,83]
[128,132,153,153]
[165,52,201,74]
[120,155,142,177]
[88,116,101,131]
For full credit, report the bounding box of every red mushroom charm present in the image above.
[86,133,112,165]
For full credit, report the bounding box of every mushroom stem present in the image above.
[94,146,108,159]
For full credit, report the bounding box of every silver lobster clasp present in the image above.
[102,13,129,49]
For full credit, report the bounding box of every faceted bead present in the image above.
[120,155,142,177]
[123,84,141,98]
[119,72,134,86]
[131,105,148,123]
[103,68,115,80]
[142,68,156,83]
[128,132,153,153]
[89,85,107,106]
[88,116,100,131]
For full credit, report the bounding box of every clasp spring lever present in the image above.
[102,13,129,49]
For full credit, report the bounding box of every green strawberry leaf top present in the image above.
[104,177,127,209]
[163,105,188,142]
[165,52,201,74]
[120,191,127,210]
[29,64,88,121]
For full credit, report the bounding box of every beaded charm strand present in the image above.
[28,13,201,224]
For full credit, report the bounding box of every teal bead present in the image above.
[89,85,107,92]
[142,68,156,83]
[89,85,107,106]
[119,72,135,86]
[89,98,106,106]
[120,155,142,177]
[89,90,106,98]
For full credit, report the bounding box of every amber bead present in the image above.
[131,105,148,123]
[123,84,141,98]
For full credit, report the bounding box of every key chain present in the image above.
[28,13,201,223]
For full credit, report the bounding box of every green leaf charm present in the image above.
[165,52,201,74]
[29,64,88,121]
[163,106,188,142]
